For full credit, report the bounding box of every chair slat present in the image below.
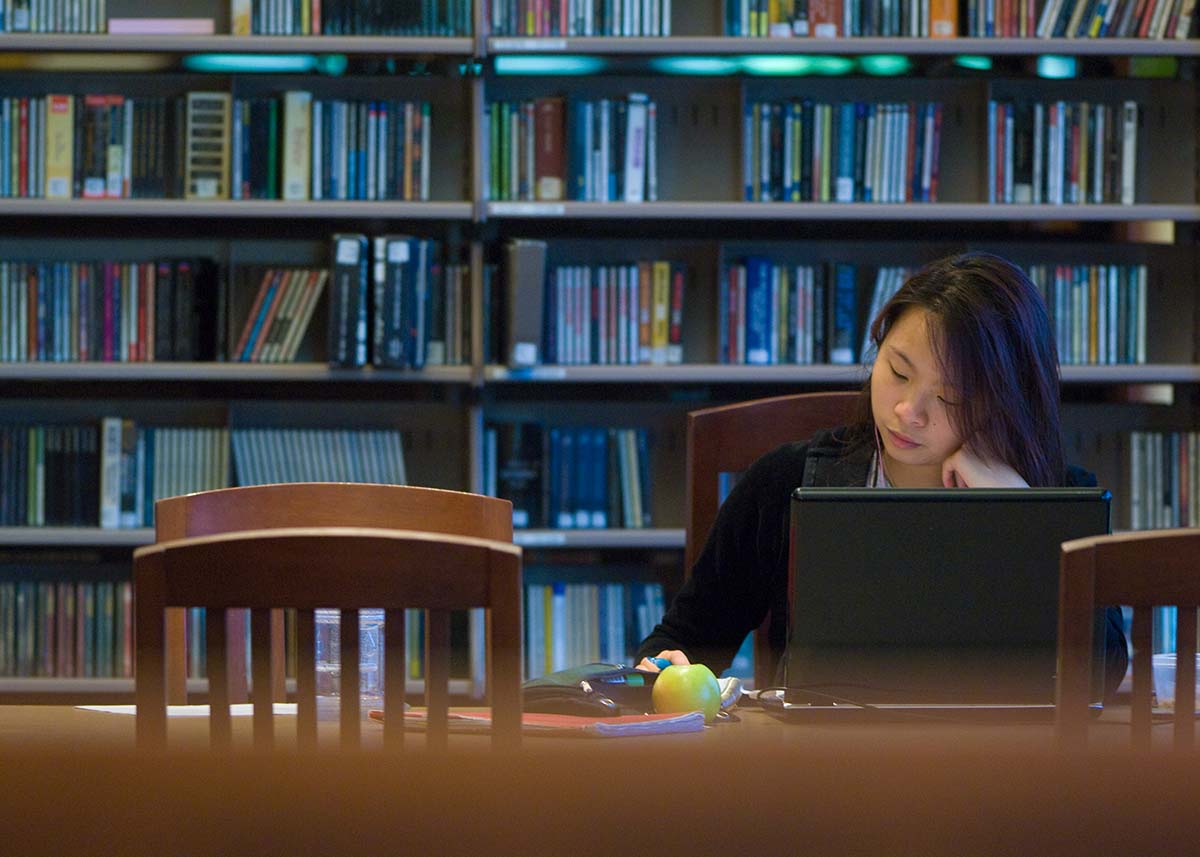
[251,607,274,751]
[134,552,168,750]
[271,609,287,702]
[340,609,361,749]
[205,608,231,750]
[384,608,406,750]
[296,609,317,751]
[426,609,451,751]
[1131,605,1153,752]
[165,608,188,705]
[488,550,523,749]
[1174,607,1196,750]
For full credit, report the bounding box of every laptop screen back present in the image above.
[786,488,1111,706]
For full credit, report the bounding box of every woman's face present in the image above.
[870,307,964,475]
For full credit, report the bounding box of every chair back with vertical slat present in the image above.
[1057,528,1200,751]
[135,527,523,751]
[154,483,513,705]
[685,391,859,688]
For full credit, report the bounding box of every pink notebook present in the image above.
[368,708,706,738]
[108,18,215,34]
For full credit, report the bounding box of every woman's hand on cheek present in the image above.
[941,446,1029,488]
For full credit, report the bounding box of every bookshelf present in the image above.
[0,0,1197,695]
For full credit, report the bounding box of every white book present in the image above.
[282,90,312,201]
[231,100,245,199]
[623,92,648,202]
[598,98,611,201]
[1036,0,1064,36]
[662,0,671,34]
[1120,100,1138,205]
[1149,0,1174,37]
[873,102,892,200]
[99,417,122,528]
[1175,0,1197,36]
[121,97,132,198]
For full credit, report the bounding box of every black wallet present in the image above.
[522,663,660,717]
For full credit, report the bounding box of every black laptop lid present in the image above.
[785,488,1111,705]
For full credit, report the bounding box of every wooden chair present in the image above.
[156,483,513,705]
[1057,528,1200,751]
[685,391,859,688]
[135,526,523,751]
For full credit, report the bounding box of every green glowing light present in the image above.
[182,53,319,73]
[648,56,740,75]
[1129,56,1178,78]
[952,54,993,71]
[858,54,912,76]
[493,55,606,75]
[1036,55,1077,79]
[739,55,817,76]
[315,54,348,76]
[809,56,855,76]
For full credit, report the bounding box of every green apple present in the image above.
[651,663,721,723]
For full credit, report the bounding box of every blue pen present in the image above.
[646,656,671,670]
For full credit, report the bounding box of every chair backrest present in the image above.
[155,483,514,704]
[135,527,523,751]
[1057,528,1200,751]
[685,391,859,688]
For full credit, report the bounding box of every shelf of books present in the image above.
[487,37,1200,55]
[487,202,1200,221]
[485,0,1197,41]
[0,34,478,52]
[0,200,474,218]
[0,363,475,382]
[486,364,1200,384]
[0,527,153,546]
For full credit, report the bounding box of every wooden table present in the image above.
[0,703,1196,855]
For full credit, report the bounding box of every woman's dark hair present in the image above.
[848,252,1066,487]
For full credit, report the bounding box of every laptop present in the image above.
[764,487,1111,722]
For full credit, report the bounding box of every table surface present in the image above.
[0,697,1181,752]
[1,702,1198,856]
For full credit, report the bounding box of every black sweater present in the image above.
[638,427,1129,696]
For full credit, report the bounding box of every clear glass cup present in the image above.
[314,608,385,711]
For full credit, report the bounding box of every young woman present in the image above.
[636,252,1129,695]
